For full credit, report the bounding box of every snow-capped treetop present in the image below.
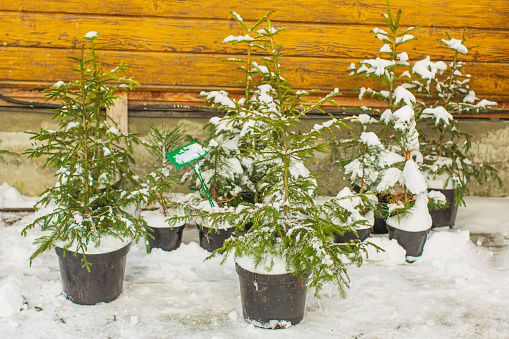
[359,57,396,76]
[441,38,468,54]
[360,132,381,146]
[402,159,428,195]
[412,56,447,80]
[394,86,416,106]
[222,34,254,44]
[421,106,453,126]
[84,31,97,39]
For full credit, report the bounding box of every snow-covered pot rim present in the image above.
[235,262,311,284]
[235,253,291,275]
[425,171,454,190]
[330,209,375,229]
[385,221,431,233]
[55,235,132,257]
[199,217,232,230]
[386,194,432,232]
[141,209,186,228]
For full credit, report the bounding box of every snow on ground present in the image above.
[0,185,508,338]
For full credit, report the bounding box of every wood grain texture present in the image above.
[0,47,507,99]
[0,0,508,107]
[0,12,507,63]
[3,0,508,29]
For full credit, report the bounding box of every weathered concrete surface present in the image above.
[0,110,507,198]
[462,120,509,197]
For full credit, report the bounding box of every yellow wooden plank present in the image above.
[0,47,507,99]
[4,0,508,29]
[0,12,507,63]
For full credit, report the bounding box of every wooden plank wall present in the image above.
[0,0,508,112]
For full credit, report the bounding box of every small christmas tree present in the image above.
[22,32,145,268]
[173,11,377,298]
[193,12,280,208]
[143,122,186,216]
[411,29,502,205]
[181,117,250,207]
[330,114,388,193]
[340,3,446,255]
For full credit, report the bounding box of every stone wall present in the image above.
[0,109,507,198]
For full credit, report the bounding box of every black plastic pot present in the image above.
[235,262,310,329]
[387,226,430,257]
[145,225,185,252]
[372,216,388,234]
[334,227,372,243]
[55,242,131,305]
[429,189,459,228]
[372,193,389,234]
[199,225,235,252]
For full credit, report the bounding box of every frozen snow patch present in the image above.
[228,310,238,321]
[365,237,407,264]
[0,183,37,208]
[246,317,292,329]
[419,230,472,261]
[0,278,23,318]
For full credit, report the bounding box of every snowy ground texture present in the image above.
[1,184,509,338]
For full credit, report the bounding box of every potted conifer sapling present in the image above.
[184,12,378,328]
[180,117,247,252]
[141,122,189,251]
[329,113,396,235]
[411,29,502,227]
[22,32,145,305]
[346,4,446,258]
[190,14,284,251]
[345,2,421,234]
[376,104,446,259]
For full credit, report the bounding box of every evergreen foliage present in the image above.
[172,11,378,297]
[330,115,386,192]
[340,3,447,220]
[181,118,252,207]
[187,12,279,208]
[0,143,17,163]
[411,29,502,205]
[21,33,146,269]
[143,122,186,216]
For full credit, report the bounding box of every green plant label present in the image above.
[166,141,208,169]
